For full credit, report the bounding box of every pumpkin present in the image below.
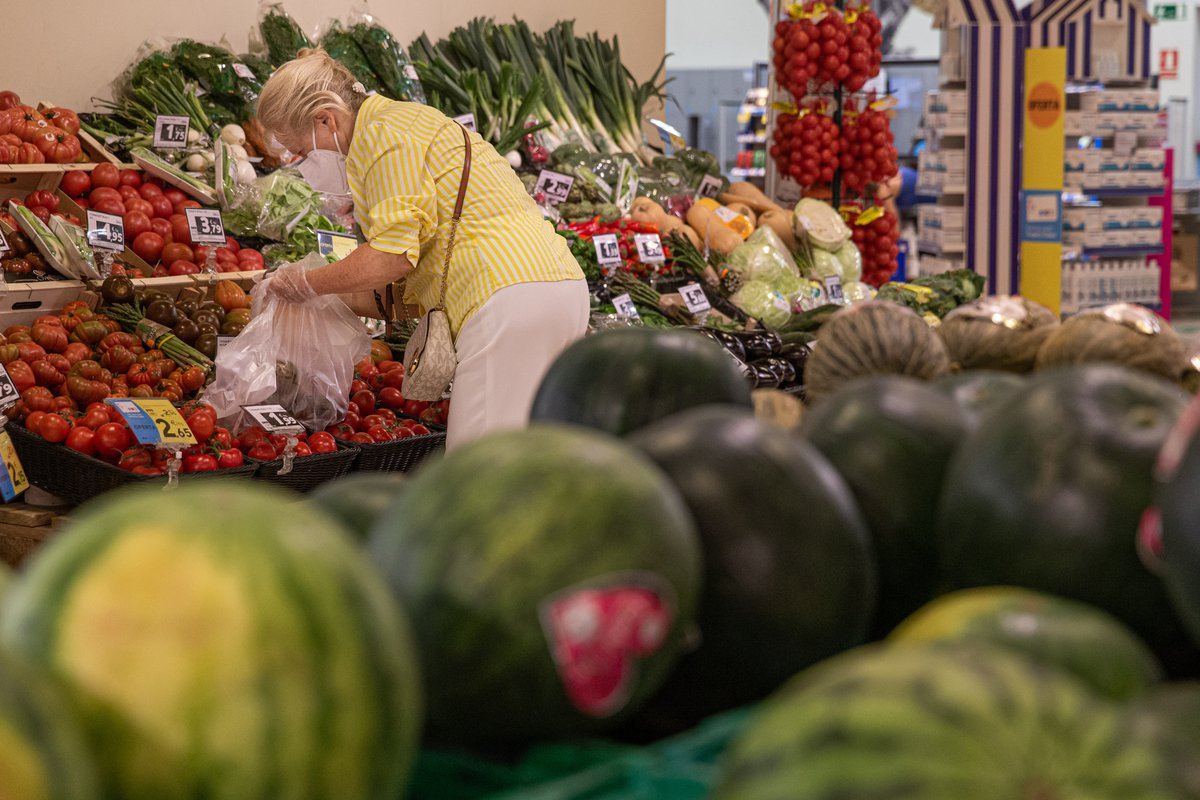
[937,295,1059,373]
[214,280,251,312]
[804,301,951,404]
[1035,304,1185,381]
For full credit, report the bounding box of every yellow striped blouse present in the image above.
[347,95,583,336]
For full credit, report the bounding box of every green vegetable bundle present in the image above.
[348,15,426,103]
[320,20,384,94]
[259,2,313,66]
[224,169,345,258]
[875,270,987,318]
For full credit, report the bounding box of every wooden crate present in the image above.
[0,501,68,568]
[192,269,265,294]
[0,280,87,327]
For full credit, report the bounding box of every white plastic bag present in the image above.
[205,253,370,431]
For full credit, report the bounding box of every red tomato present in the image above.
[308,431,337,453]
[349,432,375,444]
[217,448,244,468]
[149,195,174,219]
[378,386,405,409]
[123,212,152,240]
[88,187,122,206]
[168,260,199,276]
[192,245,209,264]
[161,242,193,264]
[247,441,278,461]
[393,427,415,439]
[80,407,109,429]
[352,390,376,414]
[23,411,48,435]
[292,442,313,457]
[210,426,233,449]
[350,379,370,395]
[237,426,270,450]
[124,198,154,218]
[223,235,240,252]
[401,399,429,418]
[91,198,125,217]
[343,411,361,431]
[37,412,69,443]
[169,214,192,245]
[378,360,404,374]
[65,425,95,456]
[131,232,165,263]
[149,217,172,241]
[367,425,393,443]
[183,453,219,473]
[361,414,387,431]
[374,408,397,422]
[214,248,238,267]
[91,163,120,189]
[118,185,139,203]
[174,199,201,215]
[325,422,355,440]
[236,249,264,269]
[186,408,216,441]
[162,188,186,206]
[118,170,142,189]
[131,465,164,476]
[408,424,431,436]
[60,170,90,198]
[138,183,163,201]
[94,422,131,461]
[346,401,361,417]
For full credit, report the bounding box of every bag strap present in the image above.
[434,123,472,312]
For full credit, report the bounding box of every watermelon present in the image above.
[800,375,967,634]
[891,587,1162,700]
[936,365,1194,661]
[713,644,1175,800]
[1134,683,1200,799]
[0,649,98,800]
[629,406,875,728]
[0,482,423,800]
[308,472,408,541]
[368,425,702,746]
[934,370,1025,429]
[530,328,752,437]
[0,562,11,608]
[1154,394,1200,645]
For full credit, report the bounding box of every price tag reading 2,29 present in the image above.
[612,293,640,320]
[86,210,125,253]
[185,208,226,245]
[534,170,575,206]
[105,398,197,446]
[241,404,305,435]
[679,283,712,314]
[153,114,191,149]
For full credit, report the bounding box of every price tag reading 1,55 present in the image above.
[86,210,125,253]
[534,170,575,205]
[0,430,28,502]
[105,398,197,447]
[679,283,712,314]
[185,208,226,245]
[593,234,622,268]
[241,404,305,435]
[153,114,190,149]
[612,293,640,320]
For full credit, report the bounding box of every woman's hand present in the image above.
[258,244,413,305]
[259,263,317,303]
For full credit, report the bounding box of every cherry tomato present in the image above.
[308,431,337,453]
[247,441,278,461]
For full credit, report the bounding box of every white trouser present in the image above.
[446,279,589,450]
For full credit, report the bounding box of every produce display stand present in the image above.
[250,446,358,493]
[0,501,67,568]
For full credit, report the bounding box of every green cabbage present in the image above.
[834,242,863,282]
[731,280,792,329]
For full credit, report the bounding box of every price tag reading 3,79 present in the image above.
[593,234,622,269]
[86,210,125,253]
[185,208,226,245]
[0,364,20,411]
[105,398,197,446]
[634,233,665,265]
[241,404,305,435]
[0,430,28,502]
[534,170,575,205]
[612,293,640,320]
[679,283,712,314]
[153,114,191,149]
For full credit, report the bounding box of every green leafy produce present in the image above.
[321,20,384,94]
[876,269,986,318]
[731,281,792,330]
[224,169,344,256]
[260,3,313,66]
[348,18,426,103]
[170,40,262,112]
[559,230,601,281]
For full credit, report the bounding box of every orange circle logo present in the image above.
[1028,82,1062,128]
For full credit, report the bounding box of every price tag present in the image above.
[593,233,622,268]
[823,275,845,303]
[649,119,687,152]
[454,113,477,132]
[241,404,305,434]
[153,115,191,149]
[679,283,712,313]
[232,63,256,80]
[0,227,9,256]
[612,293,640,320]
[634,233,665,265]
[216,335,236,354]
[0,364,18,411]
[316,229,358,261]
[404,64,420,81]
[695,175,724,201]
[0,430,28,502]
[185,208,226,245]
[105,398,197,446]
[86,210,125,253]
[534,170,575,205]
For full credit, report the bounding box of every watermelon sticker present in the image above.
[539,573,675,718]
[1139,392,1200,572]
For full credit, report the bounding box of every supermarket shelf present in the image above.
[731,167,766,177]
[916,183,967,198]
[1065,187,1165,198]
[737,134,768,144]
[917,241,966,255]
[1063,245,1164,259]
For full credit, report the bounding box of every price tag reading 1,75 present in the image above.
[241,404,305,435]
[634,233,665,265]
[534,170,575,205]
[153,114,190,149]
[105,398,197,446]
[0,364,19,410]
[593,234,622,268]
[612,293,640,320]
[185,208,226,245]
[0,430,28,502]
[454,113,477,132]
[679,283,712,314]
[86,210,125,253]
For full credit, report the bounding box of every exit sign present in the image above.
[1154,3,1184,19]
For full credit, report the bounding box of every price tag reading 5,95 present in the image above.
[105,398,197,446]
[593,234,622,268]
[153,114,190,149]
[86,210,125,253]
[185,208,226,245]
[534,170,575,205]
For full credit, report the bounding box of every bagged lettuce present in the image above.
[731,280,793,330]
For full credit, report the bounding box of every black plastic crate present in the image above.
[248,446,358,493]
[344,428,446,473]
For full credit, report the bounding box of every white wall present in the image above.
[666,0,769,69]
[0,0,666,112]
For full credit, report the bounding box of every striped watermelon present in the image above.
[368,425,702,746]
[0,649,98,800]
[309,473,408,541]
[0,562,10,608]
[714,645,1175,800]
[0,482,423,800]
[1134,683,1200,798]
[891,587,1162,701]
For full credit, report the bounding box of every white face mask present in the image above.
[296,126,349,196]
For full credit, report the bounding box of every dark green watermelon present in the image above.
[937,365,1193,660]
[530,328,752,436]
[1155,394,1200,646]
[935,370,1026,429]
[1134,683,1200,799]
[629,406,875,729]
[309,473,408,541]
[367,425,702,747]
[801,375,968,635]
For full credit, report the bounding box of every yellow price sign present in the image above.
[855,206,885,226]
[0,429,29,501]
[105,398,197,446]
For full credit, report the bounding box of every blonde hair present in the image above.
[257,48,368,140]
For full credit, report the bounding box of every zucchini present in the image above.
[8,202,70,276]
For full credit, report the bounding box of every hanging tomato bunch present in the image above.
[771,2,883,97]
[770,106,841,190]
[839,100,899,198]
[846,207,900,287]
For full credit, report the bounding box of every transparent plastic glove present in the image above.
[260,263,318,304]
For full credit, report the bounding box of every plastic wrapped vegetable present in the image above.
[347,6,426,103]
[730,280,793,330]
[259,1,312,66]
[833,241,863,282]
[169,40,262,112]
[224,169,345,255]
[320,20,384,94]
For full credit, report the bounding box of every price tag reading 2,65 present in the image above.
[241,404,305,435]
[153,114,190,149]
[105,398,197,446]
[534,170,575,205]
[185,208,226,245]
[0,430,28,502]
[593,234,622,268]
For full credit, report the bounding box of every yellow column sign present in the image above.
[1020,47,1067,315]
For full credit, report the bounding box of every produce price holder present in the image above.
[0,364,29,503]
[104,398,196,487]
